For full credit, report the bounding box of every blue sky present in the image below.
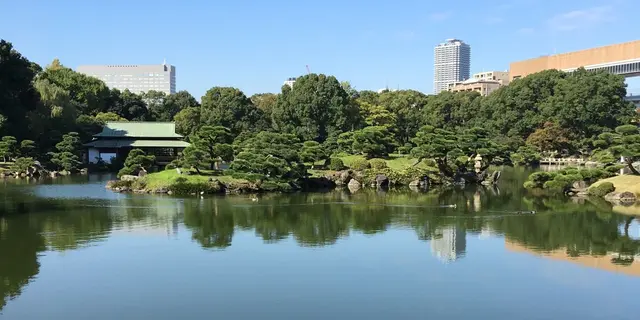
[1,0,638,98]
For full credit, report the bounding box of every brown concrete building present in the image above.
[509,40,640,81]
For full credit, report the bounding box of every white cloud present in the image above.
[547,6,613,31]
[428,11,451,22]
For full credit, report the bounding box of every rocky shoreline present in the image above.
[106,168,503,196]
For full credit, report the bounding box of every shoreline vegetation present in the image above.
[2,38,640,198]
[106,154,503,195]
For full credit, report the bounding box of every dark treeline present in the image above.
[1,39,637,180]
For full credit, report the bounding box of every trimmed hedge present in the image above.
[328,158,345,171]
[588,182,615,197]
[369,158,387,170]
[350,158,371,171]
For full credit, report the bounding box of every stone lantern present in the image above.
[474,154,483,173]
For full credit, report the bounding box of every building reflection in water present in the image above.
[430,225,467,263]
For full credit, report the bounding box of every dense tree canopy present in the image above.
[1,38,637,179]
[201,87,266,136]
[0,40,40,139]
[377,90,429,145]
[272,74,359,142]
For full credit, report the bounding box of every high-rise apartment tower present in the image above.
[433,39,471,94]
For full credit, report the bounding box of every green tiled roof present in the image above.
[93,122,183,138]
[84,139,191,148]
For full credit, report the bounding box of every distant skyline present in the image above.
[1,0,639,98]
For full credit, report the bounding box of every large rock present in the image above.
[138,168,148,177]
[337,170,352,186]
[347,179,361,192]
[120,175,139,181]
[375,174,389,187]
[572,180,587,190]
[605,191,638,203]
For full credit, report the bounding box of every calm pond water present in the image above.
[2,168,640,319]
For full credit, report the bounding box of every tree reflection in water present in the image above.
[1,167,640,311]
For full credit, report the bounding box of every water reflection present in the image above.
[430,226,466,263]
[2,168,640,313]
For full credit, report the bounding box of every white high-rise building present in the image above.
[430,226,467,263]
[434,39,471,94]
[77,62,176,95]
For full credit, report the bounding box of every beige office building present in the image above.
[509,40,640,80]
[448,71,510,96]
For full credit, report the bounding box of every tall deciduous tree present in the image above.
[377,90,429,145]
[0,40,40,139]
[541,68,634,141]
[162,90,199,121]
[39,60,111,115]
[174,107,201,137]
[422,91,481,131]
[142,90,167,120]
[201,87,266,136]
[108,89,150,121]
[525,122,573,155]
[272,74,359,142]
[95,112,127,122]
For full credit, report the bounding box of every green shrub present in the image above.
[523,181,536,189]
[328,158,345,171]
[165,159,183,170]
[223,169,236,176]
[168,181,222,195]
[604,164,624,174]
[543,180,567,192]
[588,182,615,197]
[10,157,35,173]
[369,158,387,170]
[350,158,371,171]
[231,172,264,182]
[108,180,132,189]
[259,181,293,192]
[525,171,557,188]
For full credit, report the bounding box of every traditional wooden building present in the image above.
[83,122,190,165]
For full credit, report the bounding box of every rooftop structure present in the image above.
[83,122,189,165]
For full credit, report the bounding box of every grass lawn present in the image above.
[591,175,640,195]
[338,154,425,171]
[142,169,248,190]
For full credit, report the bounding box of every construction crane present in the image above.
[306,65,311,74]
